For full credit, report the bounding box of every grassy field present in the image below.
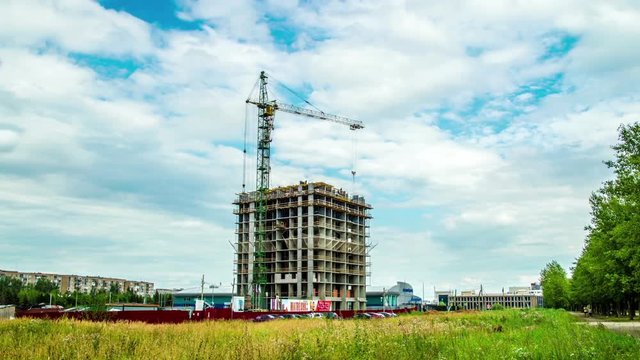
[1,309,639,359]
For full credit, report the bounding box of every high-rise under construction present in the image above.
[234,181,371,311]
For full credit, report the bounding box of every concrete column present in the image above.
[307,193,314,299]
[296,185,303,298]
[248,207,255,287]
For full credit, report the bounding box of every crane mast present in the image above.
[245,71,362,310]
[252,71,272,310]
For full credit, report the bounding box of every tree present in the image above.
[18,286,40,307]
[540,260,570,309]
[571,123,640,319]
[34,278,58,294]
[0,276,23,305]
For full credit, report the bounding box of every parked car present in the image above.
[368,312,385,318]
[322,312,341,319]
[381,312,398,317]
[280,314,300,319]
[308,312,324,319]
[254,314,277,322]
[354,313,372,319]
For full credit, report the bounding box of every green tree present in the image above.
[0,276,23,305]
[17,286,40,307]
[34,278,58,294]
[571,123,640,319]
[540,260,570,309]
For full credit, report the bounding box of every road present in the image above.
[571,312,640,337]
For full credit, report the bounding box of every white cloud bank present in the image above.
[1,0,639,295]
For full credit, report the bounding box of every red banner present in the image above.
[315,300,331,311]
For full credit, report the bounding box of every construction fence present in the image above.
[0,306,16,320]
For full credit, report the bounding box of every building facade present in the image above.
[234,181,372,311]
[366,286,400,310]
[0,269,154,297]
[172,288,234,309]
[436,285,543,310]
[388,281,422,307]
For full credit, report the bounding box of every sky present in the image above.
[1,0,639,298]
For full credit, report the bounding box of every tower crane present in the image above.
[245,71,363,310]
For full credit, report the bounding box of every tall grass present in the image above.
[1,309,638,359]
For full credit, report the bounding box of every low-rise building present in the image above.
[172,286,234,310]
[366,286,400,310]
[435,284,543,310]
[366,281,421,310]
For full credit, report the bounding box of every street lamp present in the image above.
[209,284,220,309]
[382,288,386,311]
[170,288,183,309]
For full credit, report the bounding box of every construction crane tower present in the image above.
[244,71,363,310]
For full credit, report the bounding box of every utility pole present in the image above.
[422,282,425,312]
[201,274,205,301]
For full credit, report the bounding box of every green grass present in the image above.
[1,309,639,359]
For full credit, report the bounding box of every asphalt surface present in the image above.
[570,312,640,337]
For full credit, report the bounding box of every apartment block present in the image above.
[0,269,154,297]
[234,181,372,311]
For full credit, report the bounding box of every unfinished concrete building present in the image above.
[234,181,372,310]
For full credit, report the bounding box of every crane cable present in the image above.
[271,73,361,192]
[246,76,260,102]
[248,72,362,193]
[351,128,358,195]
[269,74,324,113]
[242,103,249,193]
[242,74,262,193]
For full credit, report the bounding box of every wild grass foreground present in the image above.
[1,309,639,359]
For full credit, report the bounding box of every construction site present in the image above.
[233,72,372,311]
[234,182,371,311]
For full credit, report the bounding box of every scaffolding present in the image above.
[233,181,372,311]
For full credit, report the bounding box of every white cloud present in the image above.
[0,0,154,57]
[0,129,20,152]
[177,0,271,42]
[1,0,638,291]
[0,48,95,101]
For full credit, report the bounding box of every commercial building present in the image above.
[172,287,234,309]
[366,286,400,310]
[366,282,422,310]
[435,284,543,310]
[0,269,154,297]
[234,181,372,311]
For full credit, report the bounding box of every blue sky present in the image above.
[1,0,639,297]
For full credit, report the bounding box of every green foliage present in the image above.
[0,276,23,305]
[540,260,570,309]
[34,278,58,294]
[1,310,639,359]
[571,122,640,318]
[17,287,40,307]
[491,303,504,310]
[0,277,144,309]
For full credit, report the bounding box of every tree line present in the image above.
[0,276,151,309]
[541,123,640,319]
